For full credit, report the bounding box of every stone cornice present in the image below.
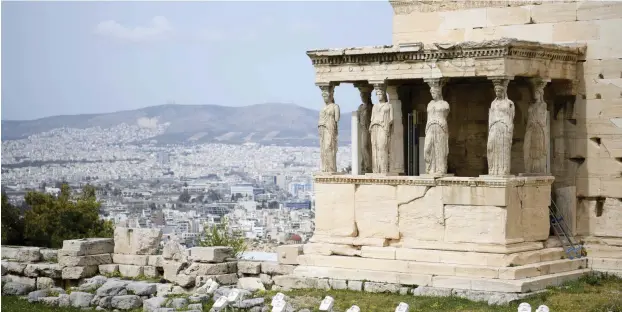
[307,39,584,66]
[313,174,555,188]
[388,0,571,15]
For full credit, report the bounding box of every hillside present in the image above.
[1,103,352,146]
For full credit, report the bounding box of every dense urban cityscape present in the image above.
[1,121,352,253]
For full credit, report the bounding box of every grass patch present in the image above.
[264,274,622,312]
[2,274,621,312]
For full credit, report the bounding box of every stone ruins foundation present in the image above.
[274,0,622,300]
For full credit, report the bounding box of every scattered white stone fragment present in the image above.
[536,305,549,312]
[272,299,287,312]
[346,305,361,312]
[213,296,228,309]
[395,302,409,312]
[271,292,285,306]
[319,296,334,311]
[518,303,532,312]
[227,289,240,302]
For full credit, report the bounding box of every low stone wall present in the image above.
[1,230,305,311]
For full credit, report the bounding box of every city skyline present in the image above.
[1,1,392,120]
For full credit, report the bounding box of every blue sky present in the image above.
[1,1,393,120]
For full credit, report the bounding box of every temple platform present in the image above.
[278,175,591,295]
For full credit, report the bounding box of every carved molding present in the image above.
[307,39,583,66]
[388,1,567,15]
[313,174,555,188]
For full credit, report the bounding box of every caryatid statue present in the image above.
[355,83,373,174]
[423,78,450,175]
[487,77,515,176]
[524,77,549,174]
[369,83,393,174]
[318,84,340,173]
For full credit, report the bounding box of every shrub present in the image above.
[198,217,247,258]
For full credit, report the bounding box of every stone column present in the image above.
[524,77,551,175]
[351,112,360,175]
[369,81,392,174]
[422,78,450,176]
[386,85,405,175]
[486,76,515,177]
[317,82,340,174]
[354,82,374,174]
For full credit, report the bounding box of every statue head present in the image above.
[374,84,387,103]
[430,86,442,101]
[320,85,334,105]
[494,85,506,99]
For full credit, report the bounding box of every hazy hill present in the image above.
[1,103,352,146]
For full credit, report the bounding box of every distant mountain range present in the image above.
[1,103,352,146]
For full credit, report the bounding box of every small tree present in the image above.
[198,218,247,258]
[178,190,191,203]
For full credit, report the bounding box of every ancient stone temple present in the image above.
[287,0,622,297]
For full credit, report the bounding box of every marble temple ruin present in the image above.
[289,0,622,299]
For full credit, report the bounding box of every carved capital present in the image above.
[317,83,335,104]
[424,78,447,89]
[529,77,551,91]
[488,76,514,87]
[354,82,374,93]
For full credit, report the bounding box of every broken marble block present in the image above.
[62,265,98,280]
[276,245,303,265]
[187,247,233,263]
[60,238,114,256]
[114,227,162,255]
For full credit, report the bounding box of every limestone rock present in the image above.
[195,278,218,295]
[2,261,27,275]
[184,262,236,276]
[143,296,167,312]
[27,288,65,303]
[111,295,142,310]
[40,249,58,262]
[272,276,316,290]
[347,280,363,291]
[187,303,203,311]
[232,298,264,309]
[143,266,159,278]
[260,262,296,275]
[113,254,149,266]
[276,245,303,265]
[329,279,347,290]
[58,254,112,268]
[364,282,400,293]
[167,297,188,309]
[15,247,42,263]
[174,273,195,288]
[2,283,34,296]
[187,247,233,263]
[126,281,157,296]
[36,277,57,289]
[118,264,144,278]
[259,273,273,287]
[237,261,261,274]
[99,264,119,275]
[58,294,71,307]
[237,277,265,292]
[98,296,113,309]
[70,291,95,308]
[162,262,185,282]
[114,227,162,255]
[24,263,62,278]
[163,240,187,261]
[79,276,109,292]
[148,255,164,267]
[188,294,210,303]
[97,280,129,297]
[40,296,60,306]
[211,273,238,285]
[2,274,37,287]
[62,265,98,280]
[413,286,452,297]
[156,283,173,297]
[61,238,114,256]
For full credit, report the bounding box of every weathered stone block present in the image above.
[530,2,577,23]
[143,266,159,278]
[118,264,144,278]
[314,183,357,237]
[276,245,303,265]
[58,254,112,268]
[2,260,27,275]
[364,282,401,293]
[2,274,37,287]
[61,238,114,256]
[237,261,261,274]
[148,255,164,267]
[577,1,622,21]
[40,249,58,262]
[36,276,57,289]
[360,246,396,260]
[174,273,195,288]
[112,254,149,266]
[15,247,42,262]
[24,263,62,278]
[237,277,265,291]
[114,227,162,255]
[354,184,399,239]
[98,264,119,275]
[184,262,236,276]
[62,266,98,279]
[162,262,184,282]
[486,6,531,27]
[328,279,347,290]
[398,185,444,241]
[261,262,296,275]
[272,275,317,290]
[209,273,238,285]
[553,21,600,42]
[187,247,233,263]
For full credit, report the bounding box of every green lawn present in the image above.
[2,273,621,312]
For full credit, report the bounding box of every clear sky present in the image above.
[1,1,393,120]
